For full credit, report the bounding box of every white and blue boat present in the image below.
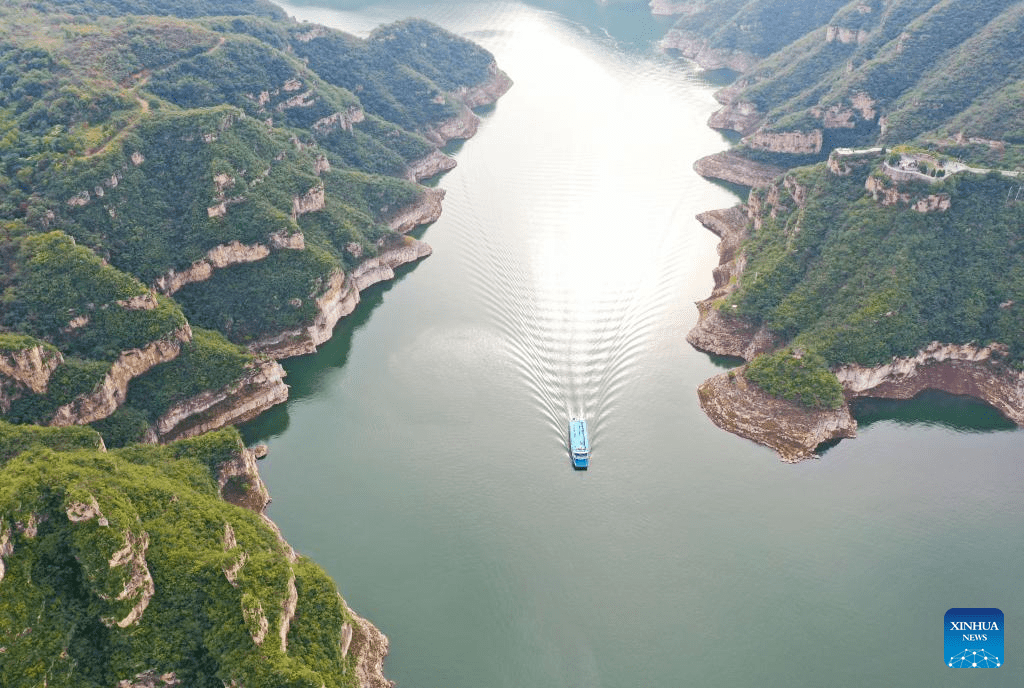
[569,418,590,469]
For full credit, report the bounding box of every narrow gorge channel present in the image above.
[244,2,1024,686]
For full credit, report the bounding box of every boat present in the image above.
[569,417,590,469]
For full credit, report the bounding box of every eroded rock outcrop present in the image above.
[698,367,857,462]
[708,100,762,136]
[836,342,1024,424]
[693,151,784,189]
[456,63,514,109]
[686,206,783,359]
[116,670,180,688]
[405,149,457,182]
[222,522,248,586]
[345,602,395,688]
[0,344,63,413]
[422,64,512,145]
[745,129,823,155]
[251,239,432,359]
[146,359,288,444]
[386,187,445,233]
[825,26,869,44]
[865,175,950,212]
[291,183,326,219]
[50,325,192,427]
[105,530,156,629]
[660,30,759,72]
[278,573,298,653]
[216,444,271,513]
[0,520,13,583]
[154,236,304,295]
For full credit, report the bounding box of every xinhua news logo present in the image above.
[945,608,1003,668]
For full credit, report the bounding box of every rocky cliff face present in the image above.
[825,25,869,44]
[154,234,305,295]
[216,443,271,513]
[0,344,63,413]
[405,149,457,182]
[698,367,857,462]
[345,602,395,688]
[251,239,433,359]
[708,100,763,136]
[291,183,326,219]
[50,325,193,427]
[864,175,950,212]
[690,207,1023,459]
[686,206,783,360]
[422,65,513,145]
[836,342,1024,424]
[744,129,824,155]
[455,63,514,110]
[693,151,784,188]
[386,187,445,233]
[660,29,759,72]
[146,359,288,443]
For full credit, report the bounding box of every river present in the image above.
[244,1,1024,685]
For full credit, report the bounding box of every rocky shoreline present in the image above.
[688,202,1024,461]
[693,151,783,188]
[661,28,758,73]
[698,367,856,462]
[121,67,513,444]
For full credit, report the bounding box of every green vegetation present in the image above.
[123,328,252,422]
[667,0,849,61]
[0,2,503,680]
[727,159,1024,368]
[699,0,1024,169]
[745,348,844,409]
[0,422,362,688]
[0,0,498,431]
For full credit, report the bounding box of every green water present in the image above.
[245,2,1024,685]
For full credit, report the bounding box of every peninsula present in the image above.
[657,0,1024,460]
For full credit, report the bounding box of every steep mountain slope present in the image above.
[674,0,1024,168]
[0,0,510,446]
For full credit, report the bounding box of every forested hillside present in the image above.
[0,0,508,447]
[669,0,1024,423]
[0,0,509,683]
[667,0,1024,169]
[0,422,371,688]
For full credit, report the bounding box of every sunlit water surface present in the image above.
[246,2,1024,685]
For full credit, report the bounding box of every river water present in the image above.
[245,2,1024,685]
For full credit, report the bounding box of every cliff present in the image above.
[146,358,288,443]
[835,342,1024,425]
[422,65,513,145]
[251,238,432,359]
[660,29,759,73]
[707,99,762,137]
[687,206,783,360]
[689,196,1024,460]
[154,233,305,295]
[693,151,784,188]
[405,149,457,182]
[0,344,63,413]
[50,325,193,427]
[345,602,395,688]
[744,129,824,155]
[216,442,272,513]
[386,187,445,233]
[698,367,856,462]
